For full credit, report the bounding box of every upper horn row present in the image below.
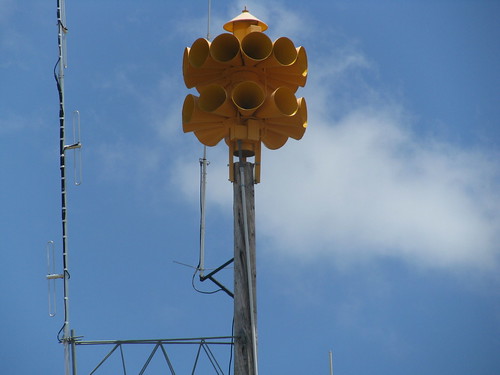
[187,33,302,69]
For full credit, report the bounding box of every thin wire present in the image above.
[191,266,222,295]
[57,323,65,343]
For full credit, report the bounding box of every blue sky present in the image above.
[1,0,499,374]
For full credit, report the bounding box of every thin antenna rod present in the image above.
[207,0,211,40]
[329,350,334,375]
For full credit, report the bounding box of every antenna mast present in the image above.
[53,0,81,373]
[56,0,71,353]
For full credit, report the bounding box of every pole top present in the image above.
[223,8,268,35]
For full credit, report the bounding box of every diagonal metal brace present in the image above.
[200,258,234,298]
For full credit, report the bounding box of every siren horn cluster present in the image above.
[182,9,308,182]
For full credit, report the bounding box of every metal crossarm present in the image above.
[75,336,234,375]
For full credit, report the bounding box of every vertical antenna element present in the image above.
[46,241,63,317]
[71,110,82,185]
[329,350,334,375]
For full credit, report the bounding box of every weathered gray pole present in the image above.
[233,161,258,375]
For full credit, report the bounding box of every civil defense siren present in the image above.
[182,9,308,182]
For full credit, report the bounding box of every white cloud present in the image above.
[171,45,500,272]
[176,101,499,271]
[258,109,499,269]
